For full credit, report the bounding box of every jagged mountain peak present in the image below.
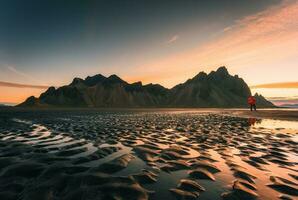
[208,66,229,78]
[84,74,106,86]
[40,86,56,98]
[107,74,126,83]
[191,72,208,82]
[216,66,228,74]
[18,66,275,108]
[131,81,142,86]
[108,74,120,79]
[70,77,84,86]
[189,66,229,83]
[85,74,106,79]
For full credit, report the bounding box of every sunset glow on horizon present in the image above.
[0,0,297,105]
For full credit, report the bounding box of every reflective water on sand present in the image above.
[252,118,298,133]
[0,110,297,200]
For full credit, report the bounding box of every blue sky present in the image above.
[0,0,297,104]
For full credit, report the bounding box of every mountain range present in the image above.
[279,104,298,108]
[18,66,275,108]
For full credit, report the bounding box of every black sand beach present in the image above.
[0,109,297,200]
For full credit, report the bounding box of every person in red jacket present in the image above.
[248,96,256,111]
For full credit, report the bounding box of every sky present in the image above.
[0,0,297,105]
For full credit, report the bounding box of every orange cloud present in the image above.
[251,82,298,89]
[128,0,298,87]
[0,81,49,89]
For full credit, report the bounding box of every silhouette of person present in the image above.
[248,96,256,111]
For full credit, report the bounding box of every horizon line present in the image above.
[1,78,298,90]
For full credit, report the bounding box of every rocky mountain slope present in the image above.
[18,67,275,108]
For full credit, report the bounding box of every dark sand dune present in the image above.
[0,110,297,200]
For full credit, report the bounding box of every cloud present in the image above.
[166,35,179,44]
[251,82,298,89]
[0,81,49,89]
[267,96,298,101]
[7,65,34,80]
[130,0,298,87]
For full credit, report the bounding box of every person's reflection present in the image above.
[248,118,256,126]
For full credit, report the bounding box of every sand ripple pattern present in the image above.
[0,110,297,200]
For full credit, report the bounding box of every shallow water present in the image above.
[0,110,297,200]
[252,118,298,133]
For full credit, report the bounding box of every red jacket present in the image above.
[248,96,256,105]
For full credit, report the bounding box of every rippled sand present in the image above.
[0,110,297,200]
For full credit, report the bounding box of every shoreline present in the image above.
[223,109,298,121]
[1,107,298,121]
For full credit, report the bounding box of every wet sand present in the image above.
[0,109,297,200]
[225,109,298,121]
[2,107,298,121]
